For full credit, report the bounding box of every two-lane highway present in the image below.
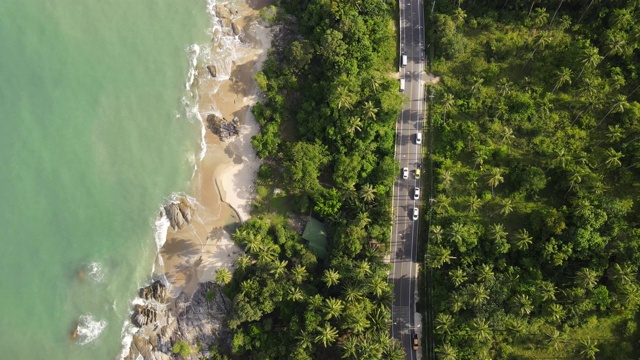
[390,0,425,359]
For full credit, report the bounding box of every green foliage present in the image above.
[429,0,640,358]
[171,340,191,357]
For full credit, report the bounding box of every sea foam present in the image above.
[76,314,107,346]
[86,262,106,283]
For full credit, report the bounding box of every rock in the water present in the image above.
[231,19,242,37]
[206,65,217,78]
[206,113,240,140]
[140,280,168,303]
[177,197,193,225]
[164,203,184,230]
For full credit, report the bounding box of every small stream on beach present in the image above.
[0,0,252,358]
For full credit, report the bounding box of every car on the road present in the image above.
[412,207,419,221]
[412,332,419,350]
[414,187,420,200]
[402,167,409,179]
[415,169,421,179]
[416,133,422,144]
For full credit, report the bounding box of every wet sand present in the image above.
[156,0,272,297]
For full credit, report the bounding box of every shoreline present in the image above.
[122,1,273,358]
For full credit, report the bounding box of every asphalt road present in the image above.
[390,0,425,359]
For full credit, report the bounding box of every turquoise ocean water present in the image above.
[0,1,210,358]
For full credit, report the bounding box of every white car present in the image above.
[414,187,420,200]
[416,133,422,144]
[412,207,419,221]
[402,167,409,179]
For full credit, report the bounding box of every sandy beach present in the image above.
[156,0,272,298]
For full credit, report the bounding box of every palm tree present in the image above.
[427,245,455,269]
[453,7,467,26]
[473,149,488,169]
[498,197,514,216]
[288,286,305,302]
[506,316,527,338]
[236,254,254,270]
[440,169,454,189]
[270,259,288,279]
[578,47,602,79]
[368,277,388,298]
[363,101,378,121]
[324,297,344,320]
[545,328,566,350]
[489,223,508,243]
[296,330,314,350]
[340,335,358,359]
[578,337,599,360]
[552,67,572,93]
[606,125,624,143]
[477,264,495,284]
[608,263,636,287]
[496,78,512,96]
[467,195,482,215]
[531,7,549,28]
[548,303,565,323]
[344,287,363,303]
[436,343,458,360]
[551,148,571,170]
[500,126,515,145]
[449,267,467,287]
[334,86,355,110]
[323,268,341,287]
[355,260,372,279]
[434,194,452,215]
[523,31,552,69]
[450,292,465,313]
[359,183,376,202]
[355,212,371,229]
[291,264,308,284]
[514,294,533,316]
[565,170,582,196]
[347,116,363,134]
[597,95,628,126]
[538,281,556,301]
[471,76,484,97]
[214,268,232,286]
[467,283,490,307]
[472,317,492,342]
[256,242,279,264]
[435,313,455,335]
[513,228,533,250]
[430,225,443,243]
[441,93,455,123]
[487,167,504,196]
[602,147,623,169]
[605,31,627,57]
[575,268,599,289]
[315,322,339,347]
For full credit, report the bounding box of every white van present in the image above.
[400,78,405,92]
[401,54,408,67]
[416,133,422,144]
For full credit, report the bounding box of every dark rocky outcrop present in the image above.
[140,280,168,303]
[164,196,194,231]
[207,114,240,140]
[206,65,217,78]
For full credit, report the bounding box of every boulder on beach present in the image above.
[164,196,194,231]
[140,280,168,303]
[206,65,217,78]
[231,19,243,37]
[206,114,240,140]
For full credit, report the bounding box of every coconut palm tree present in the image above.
[214,268,232,286]
[467,195,482,215]
[472,317,492,342]
[467,283,490,307]
[340,335,359,359]
[450,292,465,313]
[498,197,514,216]
[435,313,455,335]
[489,223,508,243]
[428,245,455,269]
[368,276,388,298]
[288,286,305,302]
[473,149,488,170]
[575,268,599,289]
[550,148,571,170]
[430,225,443,243]
[538,281,556,301]
[514,294,533,316]
[347,116,363,134]
[315,322,339,347]
[578,337,599,360]
[359,183,376,202]
[324,297,344,320]
[602,147,624,169]
[236,254,254,270]
[434,193,452,214]
[552,67,572,93]
[449,267,467,287]
[597,95,628,127]
[578,47,602,79]
[291,264,308,284]
[441,93,455,123]
[487,167,504,196]
[436,343,458,360]
[477,264,495,284]
[548,303,565,323]
[440,169,454,189]
[363,101,378,121]
[605,31,627,57]
[496,78,512,96]
[270,259,288,279]
[471,76,484,97]
[323,268,341,287]
[296,330,314,350]
[334,86,355,110]
[545,328,566,351]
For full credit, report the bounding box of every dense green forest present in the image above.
[221,0,405,359]
[427,0,640,359]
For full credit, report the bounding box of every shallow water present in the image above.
[0,0,210,358]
